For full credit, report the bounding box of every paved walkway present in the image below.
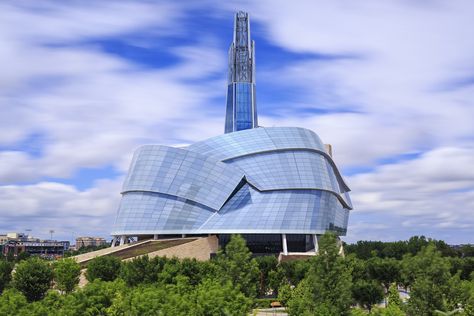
[72,239,151,264]
[251,308,288,316]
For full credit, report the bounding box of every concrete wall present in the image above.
[134,236,218,262]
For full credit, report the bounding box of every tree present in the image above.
[13,257,53,301]
[442,273,473,315]
[345,240,386,260]
[381,241,408,260]
[403,244,451,316]
[277,282,292,306]
[387,283,403,308]
[60,279,126,315]
[367,257,400,293]
[86,255,121,282]
[279,259,311,286]
[458,244,474,257]
[268,266,286,296]
[193,278,252,315]
[107,283,185,316]
[450,257,474,280]
[107,278,252,316]
[17,291,65,316]
[216,234,259,298]
[54,258,81,293]
[176,258,212,287]
[0,289,28,316]
[406,236,429,256]
[119,255,151,286]
[287,278,323,316]
[352,280,384,313]
[464,281,474,316]
[346,255,369,284]
[157,257,182,285]
[433,240,457,257]
[287,232,353,315]
[0,260,13,294]
[350,308,369,316]
[16,252,31,262]
[255,255,278,296]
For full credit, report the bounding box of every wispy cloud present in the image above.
[0,0,473,243]
[345,147,474,243]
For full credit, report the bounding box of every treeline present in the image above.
[0,234,473,315]
[345,235,474,259]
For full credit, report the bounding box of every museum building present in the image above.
[111,12,352,254]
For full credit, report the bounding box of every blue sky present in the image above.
[0,1,473,244]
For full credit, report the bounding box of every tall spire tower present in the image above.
[224,11,258,133]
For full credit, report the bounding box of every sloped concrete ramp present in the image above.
[73,236,218,267]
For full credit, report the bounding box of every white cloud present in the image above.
[0,1,473,243]
[230,0,474,167]
[0,178,123,240]
[0,1,181,42]
[222,1,474,243]
[0,1,227,184]
[344,147,474,243]
[0,1,228,240]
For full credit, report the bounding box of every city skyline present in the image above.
[0,1,473,244]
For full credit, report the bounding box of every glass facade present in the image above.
[219,234,316,254]
[122,145,244,210]
[199,184,349,235]
[112,127,351,237]
[224,11,257,133]
[188,127,350,195]
[234,83,254,131]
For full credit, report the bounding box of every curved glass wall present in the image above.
[123,145,244,210]
[112,127,352,237]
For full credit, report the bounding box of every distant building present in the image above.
[0,232,69,258]
[75,237,107,249]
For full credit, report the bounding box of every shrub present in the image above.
[86,256,121,282]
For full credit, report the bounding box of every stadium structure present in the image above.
[111,12,352,254]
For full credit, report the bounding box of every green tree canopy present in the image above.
[86,255,121,282]
[403,244,451,316]
[106,278,251,316]
[287,232,353,316]
[255,255,278,296]
[59,279,126,315]
[387,283,403,308]
[216,234,259,298]
[352,279,384,313]
[119,255,153,286]
[54,258,81,293]
[0,260,13,294]
[13,257,53,301]
[0,289,28,316]
[367,257,401,292]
